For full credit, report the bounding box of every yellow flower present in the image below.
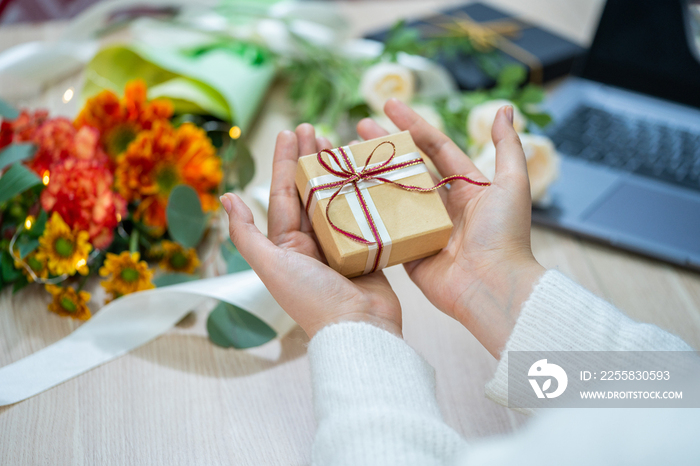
[45,284,92,320]
[35,212,92,276]
[159,240,200,274]
[13,250,48,282]
[99,251,155,299]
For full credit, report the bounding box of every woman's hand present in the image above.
[220,124,402,339]
[357,99,545,358]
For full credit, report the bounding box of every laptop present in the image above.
[534,0,700,269]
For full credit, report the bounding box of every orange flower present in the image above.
[74,80,173,159]
[115,121,222,231]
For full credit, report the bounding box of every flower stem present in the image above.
[129,229,140,254]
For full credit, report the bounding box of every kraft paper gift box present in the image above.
[295,131,453,278]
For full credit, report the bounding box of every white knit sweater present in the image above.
[308,270,699,465]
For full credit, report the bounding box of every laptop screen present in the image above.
[580,0,700,108]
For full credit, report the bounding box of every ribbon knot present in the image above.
[304,140,490,274]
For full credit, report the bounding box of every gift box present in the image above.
[295,131,453,277]
[365,2,587,89]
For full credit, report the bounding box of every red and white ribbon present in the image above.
[302,140,490,275]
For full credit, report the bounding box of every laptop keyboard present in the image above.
[548,105,700,192]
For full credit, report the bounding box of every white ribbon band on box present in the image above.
[302,147,427,274]
[0,270,295,406]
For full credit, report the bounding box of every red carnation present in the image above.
[29,118,107,176]
[40,158,126,249]
[0,109,49,151]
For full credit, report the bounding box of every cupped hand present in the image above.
[220,124,402,339]
[357,99,545,358]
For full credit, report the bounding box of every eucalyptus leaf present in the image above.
[12,275,29,294]
[0,144,36,171]
[0,97,19,120]
[153,273,198,287]
[18,238,39,259]
[0,163,42,205]
[221,240,251,274]
[207,301,276,349]
[28,210,48,238]
[166,185,206,248]
[231,141,255,190]
[1,251,22,282]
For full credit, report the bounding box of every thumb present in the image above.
[491,105,529,186]
[220,193,278,272]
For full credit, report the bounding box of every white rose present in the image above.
[370,103,444,134]
[467,99,526,147]
[360,62,415,114]
[473,133,560,203]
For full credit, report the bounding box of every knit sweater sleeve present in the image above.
[308,321,467,466]
[484,270,694,408]
[306,270,696,465]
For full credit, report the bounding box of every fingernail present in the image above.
[505,105,514,125]
[220,195,232,214]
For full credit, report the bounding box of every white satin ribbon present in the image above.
[302,148,427,274]
[0,270,295,406]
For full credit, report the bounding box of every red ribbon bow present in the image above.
[305,140,490,273]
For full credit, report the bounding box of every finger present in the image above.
[222,193,280,273]
[384,98,479,178]
[316,136,332,151]
[268,130,301,242]
[491,106,529,185]
[295,123,317,158]
[357,117,389,140]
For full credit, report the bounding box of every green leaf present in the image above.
[83,44,276,130]
[0,144,36,171]
[18,238,39,259]
[166,184,206,248]
[153,273,199,287]
[206,301,276,349]
[227,141,255,190]
[1,251,22,282]
[0,97,19,120]
[221,239,251,274]
[27,210,48,238]
[12,274,29,294]
[517,84,545,105]
[0,163,42,205]
[524,111,553,128]
[497,64,527,88]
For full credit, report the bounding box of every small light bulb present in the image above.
[229,126,241,139]
[25,216,34,230]
[62,88,74,103]
[42,170,50,185]
[76,259,86,268]
[116,213,122,222]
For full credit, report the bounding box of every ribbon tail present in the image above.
[0,270,295,406]
[325,184,374,245]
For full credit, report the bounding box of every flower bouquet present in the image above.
[0,80,257,341]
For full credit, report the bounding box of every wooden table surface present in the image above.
[2,1,699,464]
